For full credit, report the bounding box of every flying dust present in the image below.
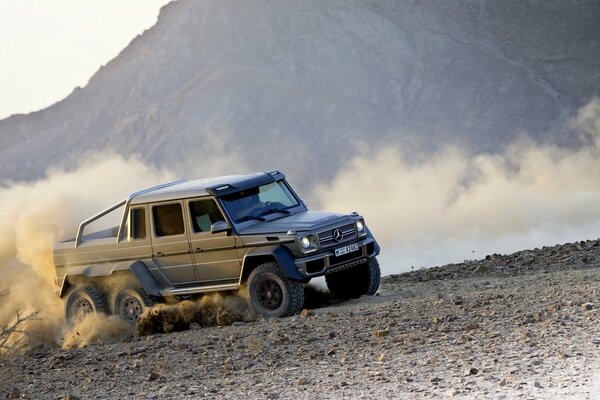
[0,154,174,352]
[314,98,600,274]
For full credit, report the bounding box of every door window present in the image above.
[152,203,185,237]
[130,207,147,239]
[189,199,225,233]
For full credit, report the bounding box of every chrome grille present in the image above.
[318,223,356,247]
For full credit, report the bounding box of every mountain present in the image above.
[0,0,599,184]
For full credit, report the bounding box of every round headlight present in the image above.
[300,236,311,249]
[356,220,365,232]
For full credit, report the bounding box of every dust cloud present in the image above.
[61,314,134,349]
[0,154,174,351]
[314,99,600,275]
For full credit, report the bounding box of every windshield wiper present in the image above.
[258,208,291,217]
[236,215,266,223]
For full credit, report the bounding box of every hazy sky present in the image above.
[0,0,171,120]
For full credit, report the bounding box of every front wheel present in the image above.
[248,262,304,317]
[326,257,381,299]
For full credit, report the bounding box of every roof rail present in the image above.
[75,179,188,248]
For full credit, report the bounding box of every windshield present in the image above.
[220,181,300,223]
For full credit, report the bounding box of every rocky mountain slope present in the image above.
[0,0,599,184]
[2,238,600,399]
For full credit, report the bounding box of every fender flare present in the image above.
[366,227,381,256]
[241,245,304,282]
[58,260,162,297]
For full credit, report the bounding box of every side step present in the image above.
[161,283,239,296]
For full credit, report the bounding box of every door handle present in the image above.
[156,251,164,257]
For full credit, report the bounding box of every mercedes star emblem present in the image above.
[333,228,343,242]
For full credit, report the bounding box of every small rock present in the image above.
[300,309,311,318]
[148,372,161,381]
[534,312,545,322]
[244,336,266,350]
[446,388,460,397]
[473,264,491,274]
[534,381,543,388]
[581,303,594,311]
[295,377,309,386]
[430,377,443,383]
[373,329,389,337]
[327,331,336,340]
[7,387,20,400]
[592,338,600,345]
[466,367,478,376]
[62,395,80,400]
[378,353,386,362]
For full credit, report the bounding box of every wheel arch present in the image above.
[58,260,162,298]
[239,245,304,284]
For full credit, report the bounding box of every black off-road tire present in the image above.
[248,262,304,317]
[113,284,155,324]
[65,284,109,322]
[326,257,381,300]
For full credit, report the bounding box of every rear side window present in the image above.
[152,203,185,237]
[189,199,225,233]
[131,208,146,239]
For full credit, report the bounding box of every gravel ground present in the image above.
[2,239,600,399]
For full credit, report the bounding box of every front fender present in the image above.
[241,245,304,281]
[366,227,381,255]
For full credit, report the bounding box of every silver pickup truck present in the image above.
[53,171,380,321]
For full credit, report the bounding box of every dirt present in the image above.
[2,239,600,399]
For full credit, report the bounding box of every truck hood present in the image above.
[237,211,353,235]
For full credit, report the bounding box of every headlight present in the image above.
[356,220,365,232]
[301,236,311,249]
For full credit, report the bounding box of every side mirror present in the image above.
[210,220,230,234]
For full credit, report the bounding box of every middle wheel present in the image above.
[113,284,155,324]
[248,262,304,317]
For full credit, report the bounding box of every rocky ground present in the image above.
[2,239,600,399]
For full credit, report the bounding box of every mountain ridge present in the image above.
[0,0,598,184]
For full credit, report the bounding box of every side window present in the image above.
[152,203,185,237]
[189,199,225,233]
[131,207,147,239]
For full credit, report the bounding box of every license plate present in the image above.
[335,243,359,257]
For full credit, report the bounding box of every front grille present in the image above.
[318,223,356,248]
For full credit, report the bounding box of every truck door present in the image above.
[187,197,241,285]
[150,201,196,286]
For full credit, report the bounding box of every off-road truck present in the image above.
[53,171,380,321]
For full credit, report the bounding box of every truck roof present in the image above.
[130,171,285,205]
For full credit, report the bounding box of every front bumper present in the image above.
[294,237,378,277]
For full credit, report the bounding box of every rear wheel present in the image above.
[113,284,154,324]
[65,285,108,322]
[326,257,381,299]
[248,262,304,317]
